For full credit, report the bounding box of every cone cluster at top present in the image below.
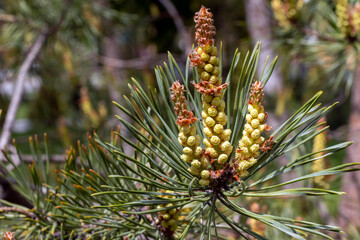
[190,6,233,185]
[170,5,272,188]
[168,12,273,236]
[271,0,304,30]
[336,0,360,38]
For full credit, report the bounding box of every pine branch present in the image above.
[0,206,36,219]
[0,147,80,171]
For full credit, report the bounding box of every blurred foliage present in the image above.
[0,0,248,153]
[270,1,360,236]
[270,0,360,97]
[0,0,135,149]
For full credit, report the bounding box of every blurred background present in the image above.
[0,0,359,238]
[0,0,250,150]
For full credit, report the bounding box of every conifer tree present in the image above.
[1,5,359,239]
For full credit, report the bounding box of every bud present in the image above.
[251,119,260,129]
[187,136,196,146]
[183,147,193,154]
[203,138,212,148]
[204,127,213,138]
[205,117,216,127]
[207,107,218,117]
[218,154,228,164]
[210,135,221,145]
[213,124,224,134]
[191,160,201,169]
[201,52,210,62]
[204,64,214,73]
[201,170,210,179]
[207,148,218,158]
[194,146,203,156]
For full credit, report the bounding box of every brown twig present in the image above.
[0,31,47,151]
[245,0,284,95]
[0,0,73,155]
[99,54,175,69]
[0,206,36,218]
[158,0,191,56]
[0,13,17,23]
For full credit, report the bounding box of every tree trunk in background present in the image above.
[103,33,123,114]
[98,0,123,122]
[245,0,283,95]
[339,64,360,230]
[101,11,135,156]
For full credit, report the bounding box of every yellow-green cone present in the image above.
[158,190,181,235]
[234,81,272,177]
[312,119,329,189]
[190,6,233,175]
[170,81,211,185]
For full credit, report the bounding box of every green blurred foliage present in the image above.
[1,1,359,238]
[0,0,248,153]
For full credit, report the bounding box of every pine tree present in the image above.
[1,5,359,239]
